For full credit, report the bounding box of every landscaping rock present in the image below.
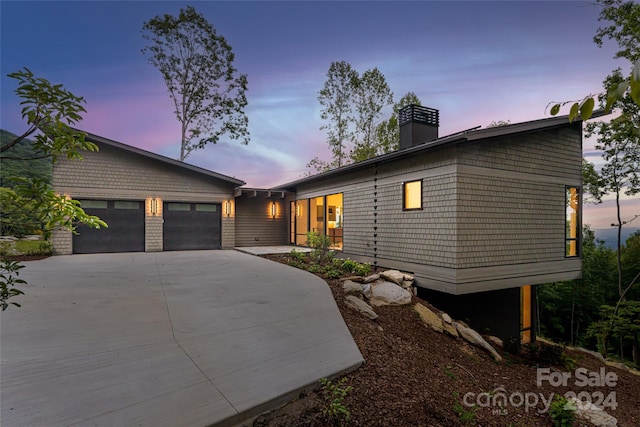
[441,312,453,324]
[414,303,443,333]
[403,273,415,282]
[454,322,502,362]
[569,346,605,362]
[342,280,363,297]
[369,280,412,306]
[343,276,365,283]
[362,273,380,284]
[380,270,405,286]
[487,336,504,349]
[442,322,459,338]
[401,280,413,289]
[345,295,378,320]
[569,397,618,427]
[362,283,372,299]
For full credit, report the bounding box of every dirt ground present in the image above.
[254,253,640,427]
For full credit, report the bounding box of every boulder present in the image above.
[403,273,415,282]
[454,322,502,362]
[569,397,618,427]
[362,273,380,284]
[362,283,372,299]
[342,280,363,297]
[369,280,412,306]
[344,295,378,320]
[342,276,364,283]
[414,303,443,333]
[443,322,459,338]
[401,280,413,289]
[380,270,406,286]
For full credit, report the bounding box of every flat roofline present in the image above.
[78,129,246,186]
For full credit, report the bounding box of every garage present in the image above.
[163,202,221,251]
[73,200,145,254]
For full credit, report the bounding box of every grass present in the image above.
[0,239,52,257]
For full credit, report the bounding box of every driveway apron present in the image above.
[0,251,363,426]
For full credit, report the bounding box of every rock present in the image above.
[454,322,502,362]
[605,360,629,372]
[441,312,453,324]
[569,397,618,427]
[369,280,412,306]
[569,346,605,362]
[342,280,363,297]
[443,322,459,338]
[344,295,378,320]
[362,273,380,284]
[380,270,405,286]
[403,273,414,281]
[342,275,365,283]
[487,336,504,349]
[401,280,413,289]
[414,303,443,333]
[362,284,372,299]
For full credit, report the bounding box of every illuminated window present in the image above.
[521,285,532,344]
[565,187,580,257]
[403,180,422,210]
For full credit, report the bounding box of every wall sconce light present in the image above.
[150,198,158,215]
[225,201,231,217]
[271,202,277,218]
[295,204,301,217]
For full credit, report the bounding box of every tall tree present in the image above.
[142,6,249,161]
[374,92,422,155]
[350,68,393,162]
[317,61,358,168]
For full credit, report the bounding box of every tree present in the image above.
[1,68,106,309]
[142,6,249,161]
[317,61,358,168]
[374,92,422,155]
[350,68,393,162]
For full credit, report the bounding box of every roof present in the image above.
[274,111,606,191]
[80,130,246,186]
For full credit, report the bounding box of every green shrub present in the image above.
[549,395,575,427]
[307,263,322,274]
[324,266,342,279]
[1,259,26,310]
[307,231,331,263]
[452,391,476,425]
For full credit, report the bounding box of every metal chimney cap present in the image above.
[398,105,439,127]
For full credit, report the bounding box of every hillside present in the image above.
[0,129,52,188]
[255,253,640,427]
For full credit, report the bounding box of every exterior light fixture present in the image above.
[225,201,231,217]
[295,204,301,217]
[150,198,158,215]
[271,202,277,218]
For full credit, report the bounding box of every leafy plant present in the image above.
[452,391,476,425]
[319,377,352,426]
[1,260,26,310]
[324,266,342,279]
[549,395,576,427]
[307,231,332,264]
[307,263,322,274]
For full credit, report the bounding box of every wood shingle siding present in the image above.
[234,197,287,246]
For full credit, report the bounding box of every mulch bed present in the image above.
[255,253,640,427]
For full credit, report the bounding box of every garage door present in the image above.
[73,200,145,254]
[163,202,221,251]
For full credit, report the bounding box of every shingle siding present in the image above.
[53,142,237,253]
[235,197,287,246]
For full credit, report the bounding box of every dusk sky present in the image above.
[1,1,638,230]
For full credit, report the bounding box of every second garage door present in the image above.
[163,202,221,251]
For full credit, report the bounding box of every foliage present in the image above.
[374,92,422,155]
[312,61,395,174]
[307,231,332,263]
[319,377,352,426]
[317,61,358,168]
[587,301,640,363]
[0,130,51,189]
[0,260,26,310]
[1,68,107,309]
[549,394,576,427]
[452,391,476,425]
[0,187,41,238]
[486,120,511,127]
[549,0,640,120]
[334,258,372,276]
[526,343,575,369]
[323,265,343,279]
[142,5,249,161]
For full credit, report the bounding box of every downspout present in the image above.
[373,162,378,268]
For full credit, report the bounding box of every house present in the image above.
[52,105,586,344]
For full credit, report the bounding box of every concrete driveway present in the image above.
[0,251,363,426]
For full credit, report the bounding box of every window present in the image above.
[565,187,580,257]
[403,180,422,210]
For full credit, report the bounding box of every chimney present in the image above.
[398,105,439,149]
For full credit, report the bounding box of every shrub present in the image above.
[307,231,331,263]
[324,266,342,279]
[549,395,575,427]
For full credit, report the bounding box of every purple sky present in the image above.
[1,1,638,230]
